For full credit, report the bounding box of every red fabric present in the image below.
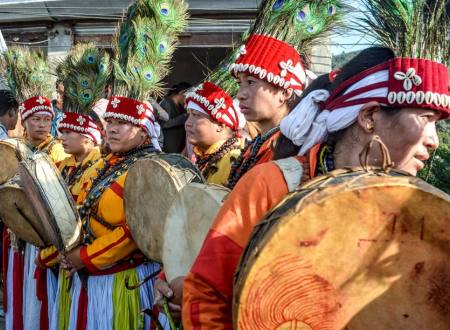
[190,230,243,299]
[109,182,124,199]
[325,58,450,118]
[20,96,54,121]
[35,267,49,330]
[2,228,10,312]
[76,286,88,330]
[58,112,102,144]
[232,34,306,92]
[12,249,24,330]
[104,96,155,123]
[39,250,59,266]
[185,82,240,131]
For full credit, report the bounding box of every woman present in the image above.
[185,82,245,185]
[182,35,450,330]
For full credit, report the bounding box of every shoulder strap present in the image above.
[273,157,303,193]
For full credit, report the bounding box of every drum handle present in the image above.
[359,135,393,172]
[124,268,161,290]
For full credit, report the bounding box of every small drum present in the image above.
[19,152,81,251]
[125,153,204,263]
[0,138,33,184]
[0,176,51,247]
[234,168,450,329]
[162,183,229,281]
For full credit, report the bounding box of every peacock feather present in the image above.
[0,46,53,103]
[207,0,346,97]
[112,0,188,101]
[360,0,450,65]
[57,43,111,115]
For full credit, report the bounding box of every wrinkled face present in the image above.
[236,73,287,122]
[373,108,440,176]
[59,129,92,156]
[185,109,224,150]
[105,118,146,153]
[23,113,52,144]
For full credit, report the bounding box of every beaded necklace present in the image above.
[317,144,336,175]
[226,126,280,189]
[78,144,158,240]
[62,159,97,189]
[196,137,241,178]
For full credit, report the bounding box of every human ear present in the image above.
[358,102,381,133]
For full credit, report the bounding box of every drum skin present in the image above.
[163,183,229,281]
[19,153,81,251]
[234,169,450,330]
[0,138,32,185]
[125,154,204,263]
[0,179,50,247]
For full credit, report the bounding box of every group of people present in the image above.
[0,0,449,329]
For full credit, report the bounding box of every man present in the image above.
[0,89,18,139]
[51,79,64,137]
[160,82,192,153]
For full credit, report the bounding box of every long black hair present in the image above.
[274,47,396,160]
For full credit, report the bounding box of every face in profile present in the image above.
[59,129,92,156]
[372,107,440,176]
[185,109,224,150]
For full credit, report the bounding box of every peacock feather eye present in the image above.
[82,91,93,101]
[159,3,170,16]
[99,63,106,73]
[296,10,308,22]
[158,42,167,53]
[143,69,153,82]
[272,0,285,11]
[81,79,89,88]
[307,25,315,33]
[327,5,336,16]
[132,66,140,74]
[86,54,95,64]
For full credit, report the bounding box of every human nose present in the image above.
[424,123,440,151]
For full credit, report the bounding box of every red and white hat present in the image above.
[104,96,161,150]
[185,82,244,131]
[231,34,311,94]
[57,112,102,145]
[19,96,54,122]
[281,57,450,155]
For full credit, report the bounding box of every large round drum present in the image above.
[0,176,51,247]
[19,153,81,251]
[163,183,229,281]
[0,138,33,184]
[234,168,450,329]
[125,154,204,263]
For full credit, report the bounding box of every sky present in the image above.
[330,0,376,55]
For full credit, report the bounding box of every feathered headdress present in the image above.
[56,43,111,144]
[1,47,54,121]
[104,0,188,150]
[361,0,450,65]
[112,0,188,100]
[208,0,346,97]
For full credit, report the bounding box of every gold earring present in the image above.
[367,122,374,132]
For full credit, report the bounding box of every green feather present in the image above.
[113,0,188,100]
[360,0,450,64]
[0,46,53,103]
[206,0,346,97]
[57,43,111,114]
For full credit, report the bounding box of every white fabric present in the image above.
[5,248,14,330]
[281,69,390,156]
[92,98,109,118]
[187,101,207,116]
[46,269,58,329]
[233,99,247,129]
[274,157,304,193]
[280,90,330,148]
[23,244,41,329]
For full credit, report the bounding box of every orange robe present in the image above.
[182,148,319,328]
